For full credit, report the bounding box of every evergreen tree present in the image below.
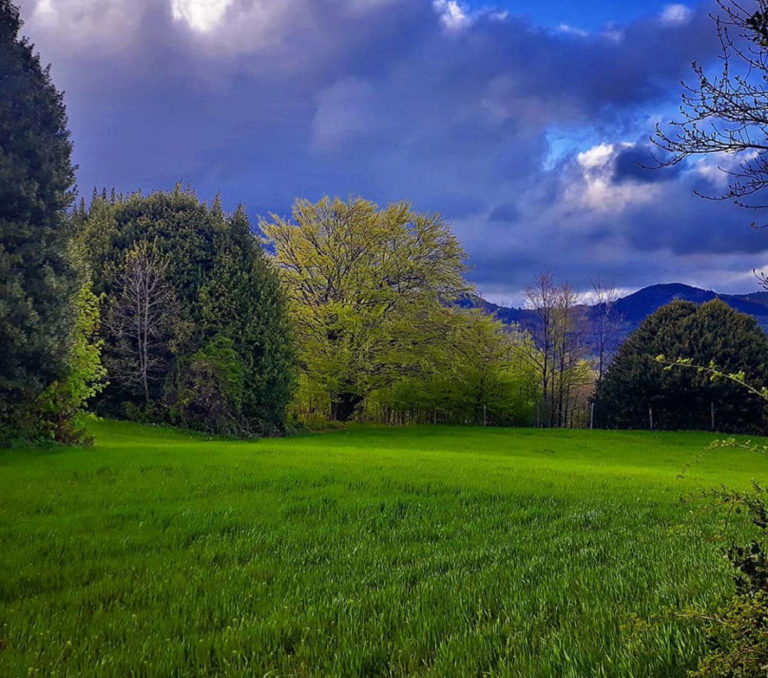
[75,188,295,435]
[595,300,768,432]
[0,1,77,438]
[197,206,294,434]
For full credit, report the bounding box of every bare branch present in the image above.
[106,241,178,403]
[654,0,768,224]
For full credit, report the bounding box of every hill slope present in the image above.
[467,283,768,338]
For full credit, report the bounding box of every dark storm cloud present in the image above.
[466,148,768,303]
[16,0,766,299]
[614,144,683,184]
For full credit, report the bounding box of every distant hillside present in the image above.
[463,283,768,341]
[614,284,768,331]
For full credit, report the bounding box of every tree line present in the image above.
[5,0,768,444]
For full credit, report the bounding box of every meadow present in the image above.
[3,421,768,677]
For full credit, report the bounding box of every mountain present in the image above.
[464,283,768,340]
[614,283,768,330]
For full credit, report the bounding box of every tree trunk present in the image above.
[335,393,363,422]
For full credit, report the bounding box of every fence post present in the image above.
[590,402,594,430]
[648,405,653,430]
[711,402,715,431]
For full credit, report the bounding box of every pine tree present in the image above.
[0,1,77,438]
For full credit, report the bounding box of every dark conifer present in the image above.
[595,300,768,432]
[0,1,77,437]
[75,189,295,435]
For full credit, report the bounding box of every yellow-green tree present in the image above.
[367,310,540,425]
[36,277,107,444]
[262,196,468,420]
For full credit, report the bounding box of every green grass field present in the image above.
[3,421,768,677]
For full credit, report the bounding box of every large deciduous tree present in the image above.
[262,196,468,421]
[595,299,768,432]
[0,1,80,439]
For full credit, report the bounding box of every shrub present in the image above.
[689,480,768,676]
[170,337,246,436]
[33,280,107,445]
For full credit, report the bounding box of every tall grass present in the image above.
[2,421,767,676]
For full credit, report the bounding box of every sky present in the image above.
[15,0,768,305]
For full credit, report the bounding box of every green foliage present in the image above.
[264,196,535,424]
[170,336,246,435]
[747,8,768,47]
[35,279,107,444]
[262,196,468,421]
[595,300,768,432]
[683,479,768,677]
[366,310,540,425]
[75,188,295,436]
[656,363,768,674]
[198,206,295,433]
[4,420,765,675]
[691,592,768,677]
[0,0,78,440]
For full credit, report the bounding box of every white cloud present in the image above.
[26,0,141,51]
[571,142,660,211]
[556,23,589,38]
[175,0,313,58]
[694,150,758,187]
[660,4,692,26]
[577,143,615,170]
[432,0,473,32]
[21,0,399,59]
[170,0,234,32]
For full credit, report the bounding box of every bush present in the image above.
[170,337,246,436]
[692,591,768,677]
[33,280,106,445]
[691,481,768,677]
